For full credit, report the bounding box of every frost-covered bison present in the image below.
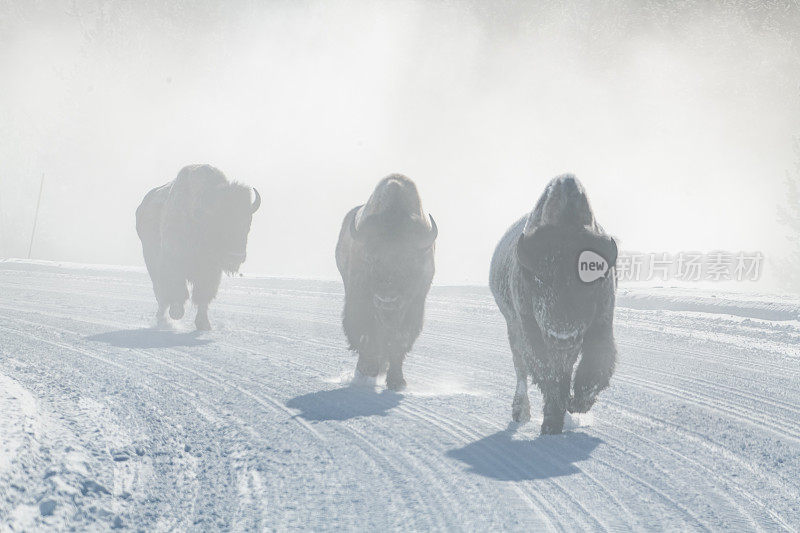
[336,174,437,390]
[490,174,617,434]
[136,164,260,330]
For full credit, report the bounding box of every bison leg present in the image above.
[158,255,188,320]
[140,239,171,325]
[137,198,165,320]
[155,301,170,328]
[540,372,571,435]
[508,325,531,423]
[191,268,221,331]
[355,350,385,378]
[194,304,211,331]
[386,352,407,391]
[169,304,185,320]
[148,259,169,326]
[569,326,616,414]
[141,243,160,295]
[512,373,531,423]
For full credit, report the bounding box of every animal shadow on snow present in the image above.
[447,423,602,481]
[286,386,402,421]
[85,328,213,349]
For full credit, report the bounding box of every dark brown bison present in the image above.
[136,164,260,330]
[335,174,437,390]
[490,174,617,434]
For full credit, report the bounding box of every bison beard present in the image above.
[336,174,437,391]
[490,174,618,435]
[136,164,260,331]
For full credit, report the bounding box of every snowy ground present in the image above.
[0,260,798,531]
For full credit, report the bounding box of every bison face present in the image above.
[366,244,434,327]
[516,225,616,353]
[351,213,437,327]
[200,185,261,273]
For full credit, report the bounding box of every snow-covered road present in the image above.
[0,261,798,531]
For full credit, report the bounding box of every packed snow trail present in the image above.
[0,261,798,531]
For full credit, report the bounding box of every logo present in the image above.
[578,250,609,283]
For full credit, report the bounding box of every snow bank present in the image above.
[431,284,800,322]
[0,373,45,529]
[0,370,135,530]
[0,373,37,475]
[617,287,800,322]
[0,258,146,275]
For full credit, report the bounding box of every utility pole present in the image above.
[27,173,45,260]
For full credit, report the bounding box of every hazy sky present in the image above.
[1,1,799,284]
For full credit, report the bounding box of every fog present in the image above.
[1,1,799,285]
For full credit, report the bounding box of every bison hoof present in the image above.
[195,317,211,331]
[351,369,377,388]
[512,396,531,423]
[386,374,407,392]
[568,393,596,414]
[540,415,564,435]
[169,304,185,320]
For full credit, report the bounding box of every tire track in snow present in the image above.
[203,328,502,528]
[3,269,799,530]
[419,325,800,447]
[621,359,800,422]
[394,323,798,531]
[603,400,800,529]
[404,370,712,530]
[89,323,439,530]
[617,330,800,378]
[0,313,343,530]
[227,320,759,532]
[217,332,564,531]
[481,414,708,532]
[0,308,444,530]
[593,413,782,532]
[197,325,558,530]
[0,306,330,449]
[0,306,382,529]
[614,374,800,445]
[212,341,458,531]
[0,322,203,530]
[412,318,789,530]
[394,400,563,531]
[408,333,700,529]
[0,315,324,530]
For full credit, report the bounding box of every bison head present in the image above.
[350,210,437,327]
[516,225,616,353]
[199,183,261,273]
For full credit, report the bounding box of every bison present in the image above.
[489,174,618,434]
[335,174,438,390]
[136,164,260,330]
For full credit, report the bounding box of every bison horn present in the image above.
[418,215,438,248]
[516,234,533,271]
[251,188,261,213]
[516,226,555,271]
[349,211,364,242]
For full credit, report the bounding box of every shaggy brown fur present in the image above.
[335,174,437,390]
[490,174,617,434]
[136,164,260,330]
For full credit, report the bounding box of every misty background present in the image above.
[1,1,799,286]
